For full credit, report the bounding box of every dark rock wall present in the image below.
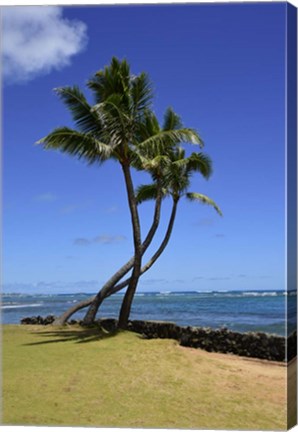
[20,315,296,362]
[125,320,290,362]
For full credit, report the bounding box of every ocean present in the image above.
[2,290,296,336]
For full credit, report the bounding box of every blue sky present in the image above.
[2,3,287,293]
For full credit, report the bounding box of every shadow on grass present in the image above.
[23,325,121,346]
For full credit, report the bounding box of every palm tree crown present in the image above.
[38,57,203,169]
[136,144,222,215]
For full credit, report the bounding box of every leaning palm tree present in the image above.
[51,108,207,326]
[116,145,222,327]
[37,58,203,326]
[116,120,215,328]
[58,143,221,326]
[55,173,221,326]
[82,107,204,327]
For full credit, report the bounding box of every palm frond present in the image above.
[186,192,222,216]
[87,57,131,105]
[149,154,172,170]
[138,128,203,156]
[187,152,213,179]
[37,127,113,164]
[130,72,153,118]
[170,146,186,163]
[133,151,172,174]
[136,183,165,204]
[163,162,191,196]
[163,107,183,131]
[134,110,161,145]
[91,94,132,148]
[54,86,102,134]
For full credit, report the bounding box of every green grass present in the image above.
[2,324,287,429]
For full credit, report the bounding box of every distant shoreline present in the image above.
[3,289,295,295]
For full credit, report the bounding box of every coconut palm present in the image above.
[50,108,209,326]
[116,146,222,320]
[37,57,203,326]
[53,144,221,325]
[82,107,204,327]
[116,112,214,327]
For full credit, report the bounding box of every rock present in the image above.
[99,318,118,332]
[43,315,55,325]
[20,314,291,362]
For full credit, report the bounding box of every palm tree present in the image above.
[116,112,214,328]
[82,108,203,327]
[116,146,222,320]
[52,144,221,325]
[88,145,221,325]
[37,57,203,326]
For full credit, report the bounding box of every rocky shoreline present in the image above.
[20,315,296,362]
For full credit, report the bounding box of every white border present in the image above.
[0,0,297,7]
[1,1,297,432]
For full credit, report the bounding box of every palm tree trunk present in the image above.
[117,200,178,328]
[110,199,178,296]
[117,162,142,329]
[82,257,137,325]
[83,162,142,326]
[80,177,162,326]
[52,198,178,325]
[53,296,94,325]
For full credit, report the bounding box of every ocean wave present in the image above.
[156,290,285,298]
[241,291,279,297]
[3,289,289,299]
[2,303,44,310]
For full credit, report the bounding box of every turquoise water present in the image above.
[2,290,296,336]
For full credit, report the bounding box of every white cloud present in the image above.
[2,280,99,294]
[2,6,87,82]
[94,235,126,245]
[73,238,91,246]
[73,234,126,246]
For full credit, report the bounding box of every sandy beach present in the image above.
[2,324,291,430]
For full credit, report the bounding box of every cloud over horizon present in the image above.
[74,234,126,246]
[3,280,99,294]
[2,6,87,83]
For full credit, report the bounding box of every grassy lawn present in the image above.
[2,324,287,429]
